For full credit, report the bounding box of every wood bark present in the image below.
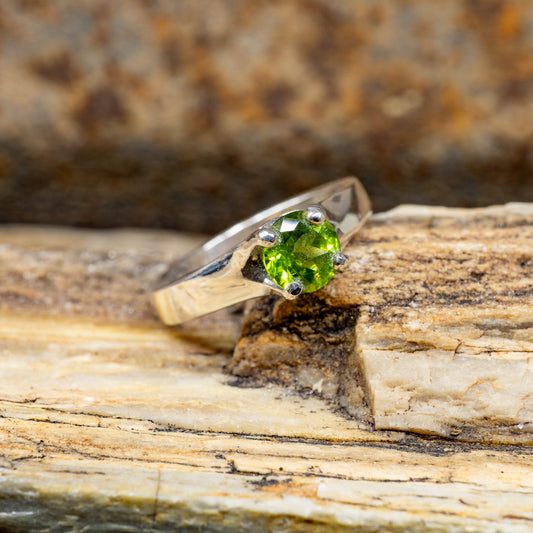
[234,204,533,443]
[0,216,531,532]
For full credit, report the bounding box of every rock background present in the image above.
[1,0,533,232]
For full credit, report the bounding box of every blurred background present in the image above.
[1,0,533,234]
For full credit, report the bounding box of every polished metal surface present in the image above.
[151,177,371,325]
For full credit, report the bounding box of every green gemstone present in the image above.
[262,210,341,293]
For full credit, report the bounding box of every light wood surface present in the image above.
[0,217,532,532]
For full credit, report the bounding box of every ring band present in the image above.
[151,177,371,325]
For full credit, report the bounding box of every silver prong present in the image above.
[256,228,277,247]
[306,206,325,225]
[332,252,347,271]
[232,228,276,269]
[284,280,303,299]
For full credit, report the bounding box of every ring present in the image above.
[151,177,371,325]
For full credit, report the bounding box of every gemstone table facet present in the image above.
[262,210,341,293]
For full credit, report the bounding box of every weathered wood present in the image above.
[0,220,532,532]
[234,204,533,443]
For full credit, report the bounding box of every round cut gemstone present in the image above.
[262,210,341,293]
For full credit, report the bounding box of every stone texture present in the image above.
[234,203,533,441]
[1,1,533,231]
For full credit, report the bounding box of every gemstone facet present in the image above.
[262,210,341,293]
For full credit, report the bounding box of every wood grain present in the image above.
[0,220,531,532]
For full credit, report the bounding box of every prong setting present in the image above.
[306,206,326,225]
[332,252,348,271]
[256,228,277,247]
[284,280,303,299]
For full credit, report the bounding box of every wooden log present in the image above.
[0,219,532,531]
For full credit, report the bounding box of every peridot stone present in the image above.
[262,210,341,293]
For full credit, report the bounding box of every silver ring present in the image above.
[151,177,371,325]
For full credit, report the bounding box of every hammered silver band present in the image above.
[151,177,371,325]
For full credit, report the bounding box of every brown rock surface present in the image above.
[1,1,533,231]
